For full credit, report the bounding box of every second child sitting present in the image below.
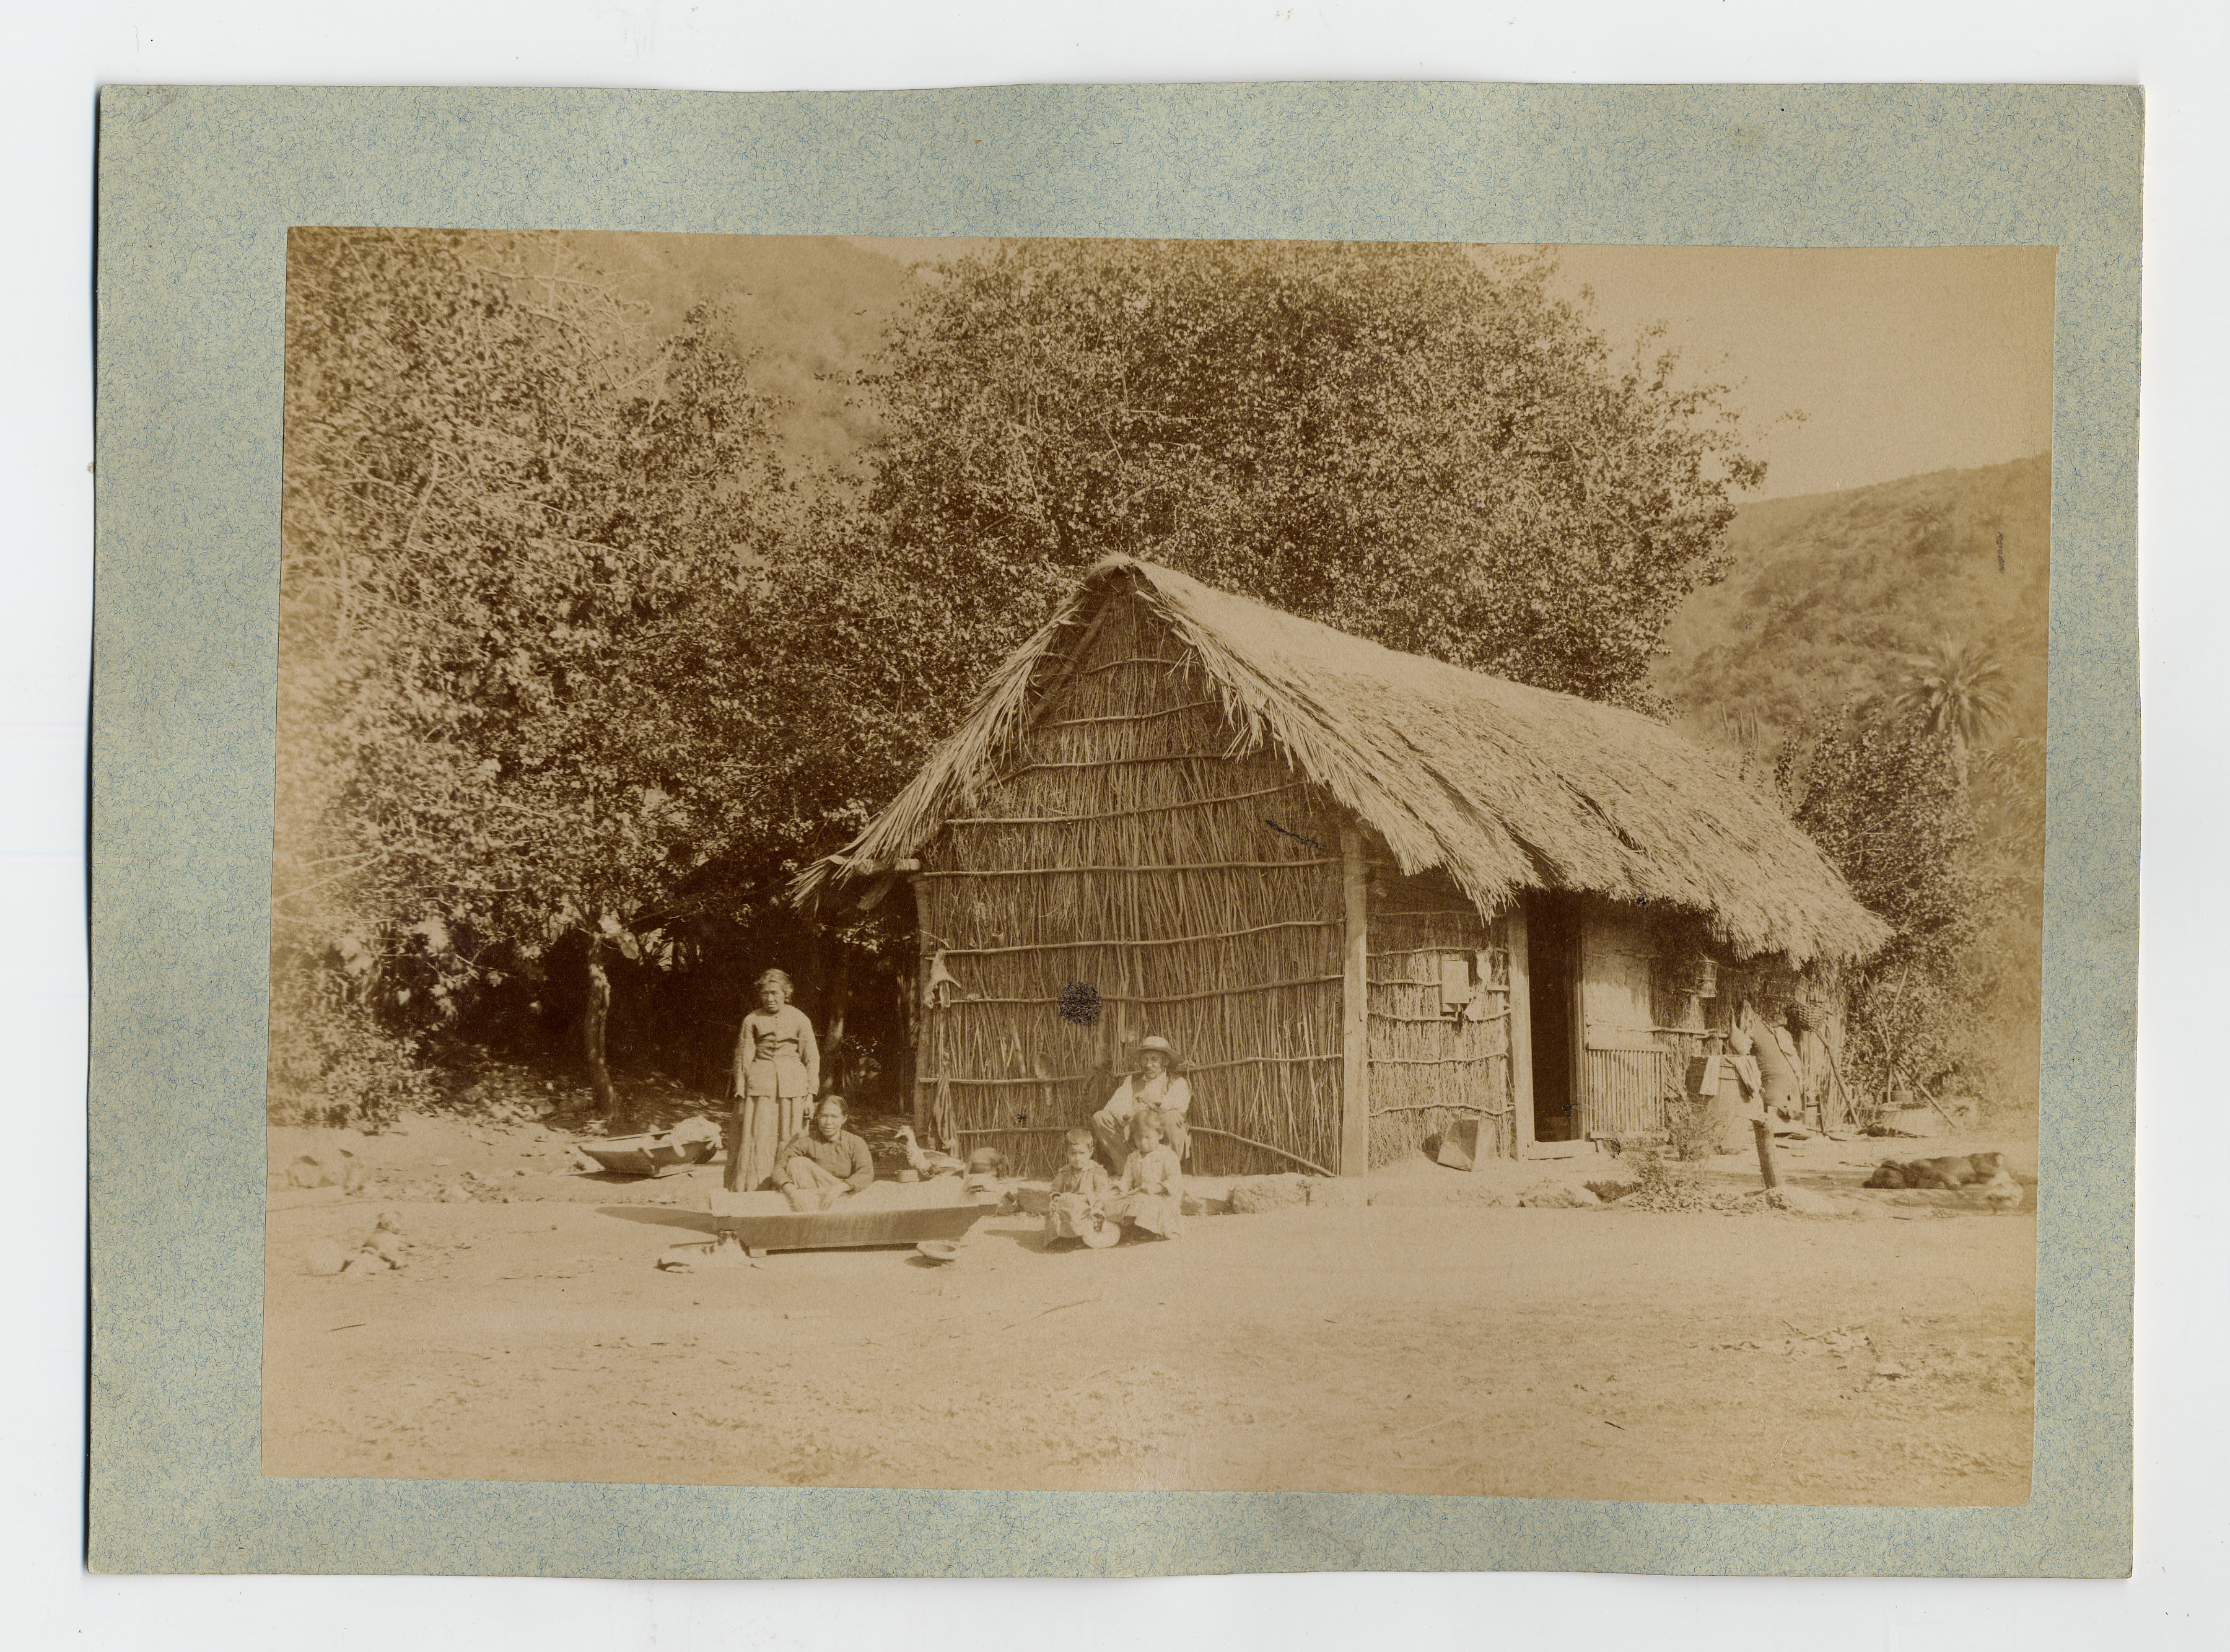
[1044,1127,1116,1248]
[1105,1107,1184,1241]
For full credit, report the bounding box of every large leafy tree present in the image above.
[274,229,789,1124]
[843,240,1767,712]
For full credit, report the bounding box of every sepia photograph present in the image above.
[262,229,2052,1505]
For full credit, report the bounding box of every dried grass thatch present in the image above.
[797,557,1889,968]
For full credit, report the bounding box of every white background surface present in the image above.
[6,2,2222,1646]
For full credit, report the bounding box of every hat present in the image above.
[1132,1035,1181,1066]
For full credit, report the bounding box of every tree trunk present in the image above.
[823,951,852,1098]
[584,934,625,1128]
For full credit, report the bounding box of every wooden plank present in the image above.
[1436,1115,1482,1171]
[937,974,1342,1008]
[914,915,935,1137]
[933,917,1336,958]
[1569,898,1594,1140]
[1507,901,1536,1162]
[1524,1139,1594,1161]
[1339,824,1371,1178]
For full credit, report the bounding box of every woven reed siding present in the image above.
[1575,902,1663,1140]
[1581,1049,1668,1138]
[1569,897,1759,1140]
[1366,866,1514,1166]
[1646,938,1718,1132]
[914,593,1344,1179]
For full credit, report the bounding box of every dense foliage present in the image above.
[848,240,1766,712]
[274,230,794,1123]
[1777,704,2024,1111]
[274,231,1789,1124]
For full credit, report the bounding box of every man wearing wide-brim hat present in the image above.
[1092,1034,1193,1172]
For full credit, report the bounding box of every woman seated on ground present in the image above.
[772,1095,875,1212]
[1044,1127,1116,1248]
[1104,1107,1184,1241]
[1092,1034,1192,1172]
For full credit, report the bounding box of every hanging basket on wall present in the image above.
[1684,955,1719,999]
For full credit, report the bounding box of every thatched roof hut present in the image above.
[798,557,1887,1178]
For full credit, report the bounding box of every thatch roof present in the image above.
[795,556,1890,966]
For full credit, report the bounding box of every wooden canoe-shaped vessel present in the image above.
[577,1131,718,1178]
[707,1188,987,1256]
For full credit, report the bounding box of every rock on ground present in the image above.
[301,1240,349,1277]
[1760,1186,1847,1217]
[1226,1175,1311,1214]
[1518,1182,1602,1209]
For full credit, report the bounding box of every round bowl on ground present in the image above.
[916,1239,963,1264]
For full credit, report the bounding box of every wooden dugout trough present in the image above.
[670,1188,989,1264]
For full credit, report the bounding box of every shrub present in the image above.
[1663,1088,1718,1161]
[266,965,439,1132]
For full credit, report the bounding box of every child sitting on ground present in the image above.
[1044,1127,1115,1248]
[1106,1107,1184,1241]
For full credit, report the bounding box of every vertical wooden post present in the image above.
[1567,899,1592,1144]
[1339,826,1371,1179]
[1506,901,1536,1161]
[912,883,934,1139]
[1751,1117,1782,1189]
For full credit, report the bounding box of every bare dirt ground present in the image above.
[263,1110,2036,1506]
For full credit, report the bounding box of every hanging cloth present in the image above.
[932,1075,956,1155]
[924,950,963,1010]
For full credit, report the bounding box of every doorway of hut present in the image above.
[1525,892,1581,1142]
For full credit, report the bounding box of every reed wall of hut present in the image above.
[909,592,1353,1180]
[1365,862,1516,1166]
[812,557,1882,1171]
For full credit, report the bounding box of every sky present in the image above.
[1542,245,2055,499]
[849,238,2057,502]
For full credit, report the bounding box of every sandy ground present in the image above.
[263,1113,2036,1505]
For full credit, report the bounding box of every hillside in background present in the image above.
[1653,454,2052,761]
[1654,454,2051,1112]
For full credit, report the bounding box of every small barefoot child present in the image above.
[1106,1108,1184,1241]
[1044,1127,1115,1247]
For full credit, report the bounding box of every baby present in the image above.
[1044,1127,1115,1248]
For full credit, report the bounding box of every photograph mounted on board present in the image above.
[265,230,2051,1503]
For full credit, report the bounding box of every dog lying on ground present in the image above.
[1863,1152,2010,1190]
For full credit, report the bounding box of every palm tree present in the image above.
[1892,636,2009,787]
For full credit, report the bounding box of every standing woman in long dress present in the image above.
[724,969,820,1193]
